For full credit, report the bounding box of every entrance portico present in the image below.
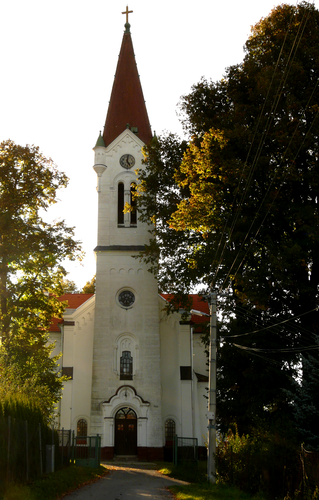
[101,385,151,458]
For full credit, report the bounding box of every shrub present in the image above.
[216,424,300,498]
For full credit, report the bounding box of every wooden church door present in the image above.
[115,407,137,455]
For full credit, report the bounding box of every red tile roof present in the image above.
[49,294,94,332]
[103,29,152,147]
[49,293,209,333]
[160,293,210,328]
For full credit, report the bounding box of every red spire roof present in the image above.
[103,24,152,147]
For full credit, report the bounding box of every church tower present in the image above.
[90,10,163,460]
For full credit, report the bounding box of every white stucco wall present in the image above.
[159,298,208,447]
[90,129,163,449]
[59,297,95,433]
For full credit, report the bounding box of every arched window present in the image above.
[130,183,137,225]
[165,419,175,447]
[116,407,137,420]
[114,333,139,377]
[77,418,87,437]
[118,182,124,225]
[120,351,133,380]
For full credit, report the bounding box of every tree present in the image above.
[82,275,96,294]
[172,2,319,318]
[137,134,197,309]
[137,2,319,432]
[61,279,80,294]
[0,140,82,418]
[292,334,319,451]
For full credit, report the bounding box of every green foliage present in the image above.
[138,135,190,294]
[160,463,268,500]
[60,279,80,294]
[216,305,299,434]
[82,275,96,294]
[159,461,207,484]
[28,465,107,500]
[0,140,82,418]
[216,425,300,497]
[0,395,54,492]
[174,1,319,318]
[0,392,45,422]
[0,465,107,500]
[292,335,319,451]
[169,483,267,500]
[0,355,63,418]
[137,2,319,435]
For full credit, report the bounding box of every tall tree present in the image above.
[137,2,319,431]
[0,140,82,417]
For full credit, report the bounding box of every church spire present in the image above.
[102,10,152,147]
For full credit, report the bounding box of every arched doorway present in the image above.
[114,407,137,455]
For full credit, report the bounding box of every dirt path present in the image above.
[62,464,189,500]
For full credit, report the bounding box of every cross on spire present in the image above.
[122,6,133,24]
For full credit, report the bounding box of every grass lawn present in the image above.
[169,483,267,500]
[1,465,108,500]
[158,462,268,500]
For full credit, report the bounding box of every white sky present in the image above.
[1,0,317,289]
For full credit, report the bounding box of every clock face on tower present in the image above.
[120,154,135,169]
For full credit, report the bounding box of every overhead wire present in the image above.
[225,101,319,292]
[232,343,319,354]
[199,5,319,370]
[218,5,313,292]
[208,5,314,291]
[221,307,318,339]
[220,341,297,368]
[234,301,319,338]
[223,304,319,352]
[210,5,306,288]
[210,27,291,286]
[220,302,319,358]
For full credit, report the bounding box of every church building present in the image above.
[50,10,209,461]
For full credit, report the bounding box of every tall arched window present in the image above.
[120,351,133,380]
[77,418,87,437]
[114,333,139,378]
[130,183,137,226]
[165,419,175,447]
[118,182,124,225]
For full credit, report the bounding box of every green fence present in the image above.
[173,435,198,465]
[72,433,101,468]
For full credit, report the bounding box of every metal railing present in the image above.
[173,435,198,465]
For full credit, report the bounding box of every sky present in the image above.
[1,0,318,289]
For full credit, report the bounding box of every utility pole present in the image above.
[207,291,217,483]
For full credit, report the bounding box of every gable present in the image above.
[49,293,94,332]
[105,129,145,155]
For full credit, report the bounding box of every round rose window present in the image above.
[118,290,135,308]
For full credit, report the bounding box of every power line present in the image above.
[225,103,319,292]
[223,307,318,339]
[232,342,319,354]
[210,6,316,293]
[211,5,310,288]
